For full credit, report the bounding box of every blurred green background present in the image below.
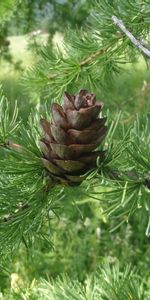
[0,0,150,297]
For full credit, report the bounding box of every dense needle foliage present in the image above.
[0,0,150,298]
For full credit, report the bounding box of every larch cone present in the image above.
[40,90,107,185]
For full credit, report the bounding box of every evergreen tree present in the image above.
[0,0,150,298]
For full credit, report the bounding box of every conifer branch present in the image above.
[4,263,148,299]
[1,1,150,256]
[22,0,150,100]
[0,86,149,255]
[80,47,109,67]
[47,47,109,80]
[112,15,150,60]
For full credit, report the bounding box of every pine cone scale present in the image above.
[52,104,68,129]
[79,151,105,164]
[86,117,107,130]
[42,158,64,175]
[39,141,51,159]
[68,129,98,144]
[54,159,86,173]
[68,125,107,144]
[65,174,87,183]
[66,104,102,130]
[63,92,75,110]
[50,143,75,159]
[51,124,68,144]
[40,90,107,185]
[69,141,103,156]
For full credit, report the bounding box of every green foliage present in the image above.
[2,263,150,299]
[0,26,11,63]
[0,86,19,144]
[11,0,93,34]
[0,0,22,66]
[0,0,21,24]
[94,114,150,234]
[0,88,48,256]
[22,0,150,100]
[32,265,145,300]
[0,1,93,67]
[0,0,150,298]
[0,81,149,259]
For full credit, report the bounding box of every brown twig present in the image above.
[80,47,108,67]
[47,47,109,80]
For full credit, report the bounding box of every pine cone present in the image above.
[40,90,107,185]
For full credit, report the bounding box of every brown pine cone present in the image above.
[40,90,107,185]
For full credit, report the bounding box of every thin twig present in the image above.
[112,15,150,61]
[80,47,108,66]
[47,47,108,80]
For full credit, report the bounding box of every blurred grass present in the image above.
[0,35,32,121]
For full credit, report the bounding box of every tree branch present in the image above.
[112,15,150,61]
[80,47,108,67]
[47,47,109,80]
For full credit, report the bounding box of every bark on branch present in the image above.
[112,15,150,61]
